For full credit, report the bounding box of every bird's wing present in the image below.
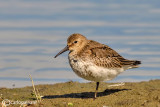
[81,40,135,68]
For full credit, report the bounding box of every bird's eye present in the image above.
[74,41,78,43]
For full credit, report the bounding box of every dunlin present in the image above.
[54,33,141,99]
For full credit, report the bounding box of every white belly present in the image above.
[69,57,124,82]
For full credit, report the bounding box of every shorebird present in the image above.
[54,33,141,99]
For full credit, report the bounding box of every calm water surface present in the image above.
[0,0,160,88]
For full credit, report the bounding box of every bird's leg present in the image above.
[94,82,99,99]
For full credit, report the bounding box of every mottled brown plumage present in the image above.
[74,36,140,69]
[55,33,141,99]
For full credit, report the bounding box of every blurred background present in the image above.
[0,0,160,88]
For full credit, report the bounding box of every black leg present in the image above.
[94,82,99,99]
[96,82,99,90]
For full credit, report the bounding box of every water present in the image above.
[0,0,160,88]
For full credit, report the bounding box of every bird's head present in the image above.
[54,33,88,58]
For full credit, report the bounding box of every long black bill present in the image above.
[54,46,69,58]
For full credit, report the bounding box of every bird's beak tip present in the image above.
[54,46,69,58]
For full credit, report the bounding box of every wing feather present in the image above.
[79,40,138,68]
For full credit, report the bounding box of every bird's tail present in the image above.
[123,60,141,70]
[133,60,141,66]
